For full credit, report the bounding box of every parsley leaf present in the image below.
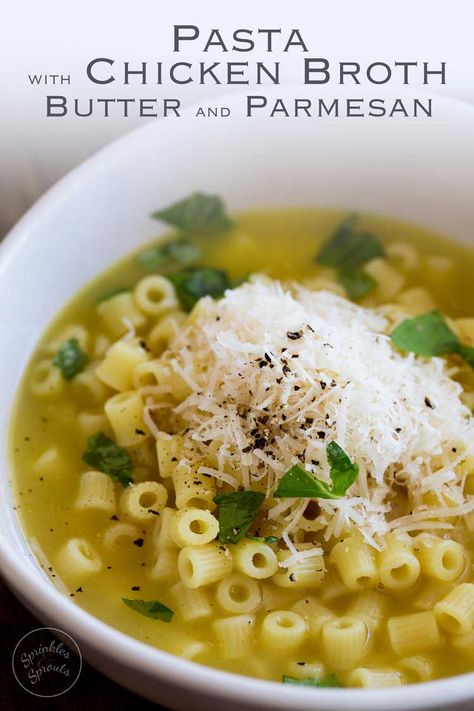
[152,193,233,234]
[96,287,130,303]
[213,491,265,544]
[274,442,359,499]
[282,674,341,688]
[53,338,88,380]
[390,311,474,370]
[137,239,202,272]
[247,535,279,544]
[316,216,385,269]
[122,598,173,622]
[82,432,133,486]
[338,266,376,300]
[168,267,231,311]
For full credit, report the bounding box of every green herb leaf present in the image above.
[97,287,130,303]
[213,491,265,544]
[53,338,88,380]
[168,267,231,311]
[137,239,202,272]
[247,535,279,544]
[391,311,459,357]
[459,343,474,368]
[82,432,133,486]
[282,674,342,688]
[152,193,233,234]
[316,215,385,269]
[274,442,359,499]
[122,598,173,622]
[327,441,360,495]
[338,266,376,300]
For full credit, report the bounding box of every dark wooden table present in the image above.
[0,577,169,710]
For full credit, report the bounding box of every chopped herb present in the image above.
[274,442,359,499]
[282,674,341,688]
[152,192,233,234]
[122,598,173,622]
[168,267,231,311]
[53,338,88,380]
[338,266,376,300]
[213,491,265,544]
[82,432,133,486]
[136,239,202,271]
[391,310,474,369]
[247,535,279,544]
[316,215,385,269]
[96,287,130,303]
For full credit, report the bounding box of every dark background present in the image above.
[0,578,168,710]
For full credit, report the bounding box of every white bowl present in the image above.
[1,89,474,711]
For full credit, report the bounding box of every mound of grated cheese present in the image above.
[151,277,474,549]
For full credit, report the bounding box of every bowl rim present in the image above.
[1,90,474,710]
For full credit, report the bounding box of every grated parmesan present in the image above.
[150,277,474,547]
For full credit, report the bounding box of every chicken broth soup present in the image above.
[9,196,474,688]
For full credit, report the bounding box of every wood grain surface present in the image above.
[0,577,169,710]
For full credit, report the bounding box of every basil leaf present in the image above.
[338,266,376,300]
[122,598,173,622]
[168,267,231,311]
[391,311,459,357]
[53,338,88,380]
[82,432,133,487]
[213,491,265,544]
[327,441,360,496]
[137,239,202,272]
[316,216,385,268]
[274,443,359,499]
[247,535,279,544]
[459,343,474,368]
[152,193,233,234]
[97,287,130,303]
[282,674,342,688]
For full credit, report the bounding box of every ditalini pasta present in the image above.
[10,204,474,686]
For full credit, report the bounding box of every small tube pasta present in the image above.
[45,325,90,355]
[261,611,307,652]
[103,522,139,548]
[291,597,336,641]
[149,547,179,583]
[434,583,474,635]
[321,616,370,670]
[273,551,325,589]
[57,538,102,578]
[30,359,64,398]
[96,339,150,392]
[104,390,149,447]
[365,258,405,300]
[398,656,434,683]
[178,543,233,588]
[386,241,419,271]
[232,540,278,580]
[347,590,387,632]
[170,508,219,547]
[152,507,179,550]
[171,581,213,622]
[415,534,465,583]
[120,481,168,522]
[156,433,184,478]
[73,367,111,404]
[285,660,326,681]
[97,291,146,338]
[172,466,216,510]
[330,536,378,591]
[77,410,112,439]
[348,668,402,688]
[134,275,178,316]
[450,630,474,661]
[32,447,64,478]
[216,574,262,614]
[147,312,186,354]
[75,470,116,513]
[212,615,256,659]
[378,534,420,591]
[388,611,441,656]
[132,360,172,389]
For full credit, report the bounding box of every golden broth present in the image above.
[9,208,474,685]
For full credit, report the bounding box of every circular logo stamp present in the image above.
[12,627,82,698]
